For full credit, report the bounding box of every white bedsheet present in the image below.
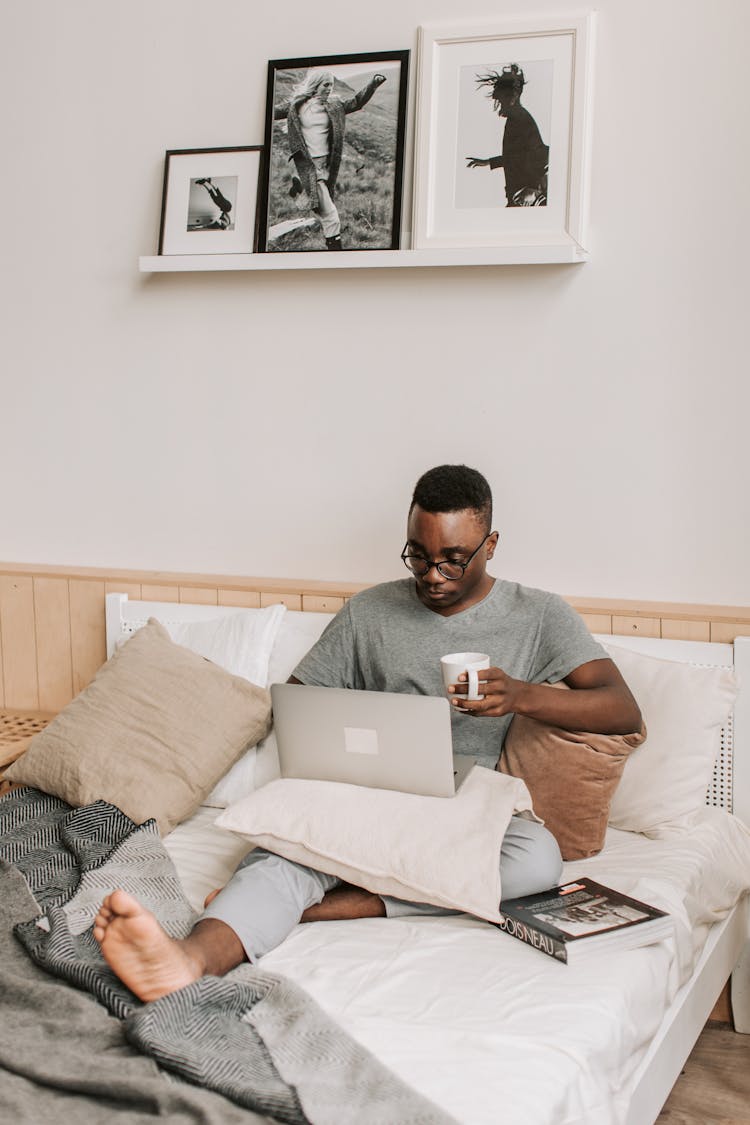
[165,806,750,1125]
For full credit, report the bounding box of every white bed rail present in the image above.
[104,595,248,658]
[730,636,750,1032]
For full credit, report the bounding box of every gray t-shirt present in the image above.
[293,577,607,769]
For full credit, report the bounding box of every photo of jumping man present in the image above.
[457,60,552,211]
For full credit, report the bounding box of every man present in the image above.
[94,465,641,1002]
[466,64,549,207]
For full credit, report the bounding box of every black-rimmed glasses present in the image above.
[401,532,492,580]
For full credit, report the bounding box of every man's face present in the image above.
[405,505,497,616]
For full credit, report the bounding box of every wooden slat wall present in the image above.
[141,584,179,603]
[1,561,749,712]
[570,595,750,645]
[34,577,73,713]
[69,580,107,699]
[0,576,38,710]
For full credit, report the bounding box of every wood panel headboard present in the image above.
[2,560,750,713]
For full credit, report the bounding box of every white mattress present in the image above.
[165,806,750,1125]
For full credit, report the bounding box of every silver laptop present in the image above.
[270,683,474,797]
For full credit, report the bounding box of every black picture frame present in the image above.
[157,146,264,256]
[257,50,409,253]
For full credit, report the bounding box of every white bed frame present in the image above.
[596,634,750,1123]
[106,593,750,1124]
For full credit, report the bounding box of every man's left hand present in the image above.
[448,666,522,716]
[448,658,643,735]
[373,73,387,85]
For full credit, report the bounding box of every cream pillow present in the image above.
[111,606,286,811]
[6,619,272,833]
[215,767,537,922]
[604,643,737,832]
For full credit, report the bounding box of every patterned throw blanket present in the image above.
[0,787,454,1125]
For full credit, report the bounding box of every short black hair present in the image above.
[410,465,493,531]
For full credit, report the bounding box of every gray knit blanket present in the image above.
[0,787,454,1124]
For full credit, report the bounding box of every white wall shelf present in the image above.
[138,244,588,273]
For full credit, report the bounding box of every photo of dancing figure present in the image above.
[466,64,549,207]
[274,69,386,250]
[259,51,410,254]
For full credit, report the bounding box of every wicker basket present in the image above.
[0,709,54,770]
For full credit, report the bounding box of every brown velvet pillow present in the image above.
[498,708,646,860]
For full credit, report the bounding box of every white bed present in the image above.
[107,593,750,1125]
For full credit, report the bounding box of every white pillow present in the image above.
[605,643,737,833]
[215,767,537,922]
[267,610,335,685]
[162,606,286,808]
[166,605,286,687]
[202,610,333,808]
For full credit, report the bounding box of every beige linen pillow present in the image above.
[5,618,271,834]
[499,714,646,860]
[215,767,537,922]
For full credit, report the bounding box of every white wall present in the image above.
[1,0,748,604]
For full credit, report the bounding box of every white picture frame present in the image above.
[412,14,595,256]
[158,147,263,256]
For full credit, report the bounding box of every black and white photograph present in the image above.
[537,899,650,938]
[257,50,409,253]
[187,176,238,231]
[412,16,593,251]
[158,146,263,255]
[459,60,552,210]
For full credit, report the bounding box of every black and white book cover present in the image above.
[495,878,673,963]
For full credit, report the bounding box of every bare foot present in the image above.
[93,889,204,1002]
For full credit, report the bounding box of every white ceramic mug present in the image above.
[440,652,491,701]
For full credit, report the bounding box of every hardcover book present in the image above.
[495,877,673,963]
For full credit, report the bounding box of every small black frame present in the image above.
[157,146,264,256]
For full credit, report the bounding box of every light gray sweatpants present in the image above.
[201,815,563,962]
